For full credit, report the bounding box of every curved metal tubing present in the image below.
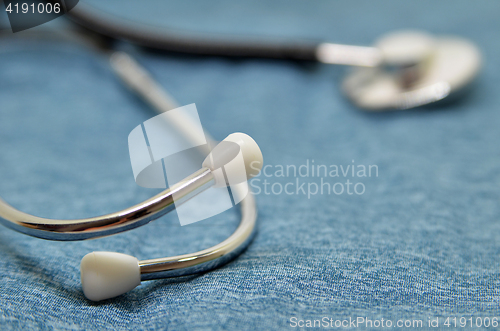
[139,187,257,280]
[0,167,258,279]
[0,168,214,241]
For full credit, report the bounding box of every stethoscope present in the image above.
[0,3,482,301]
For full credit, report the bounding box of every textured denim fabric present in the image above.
[1,1,500,330]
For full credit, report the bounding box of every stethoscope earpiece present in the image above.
[77,133,263,301]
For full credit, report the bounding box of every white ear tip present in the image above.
[224,132,263,178]
[202,133,263,187]
[81,252,141,302]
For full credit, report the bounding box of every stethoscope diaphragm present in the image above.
[342,30,482,110]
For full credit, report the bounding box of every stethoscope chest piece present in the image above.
[342,30,482,110]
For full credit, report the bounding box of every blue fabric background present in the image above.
[1,0,500,329]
